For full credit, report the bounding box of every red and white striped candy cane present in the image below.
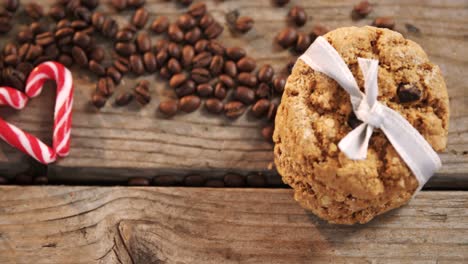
[0,87,57,164]
[26,61,74,157]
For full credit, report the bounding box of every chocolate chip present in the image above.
[347,112,363,129]
[397,83,422,103]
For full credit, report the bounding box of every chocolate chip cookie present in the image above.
[273,26,449,224]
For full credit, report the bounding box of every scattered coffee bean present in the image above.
[71,20,88,30]
[256,82,272,98]
[207,40,224,55]
[169,72,188,88]
[3,42,17,56]
[274,0,290,7]
[267,102,277,121]
[353,0,372,18]
[156,49,169,65]
[168,24,184,42]
[238,72,257,87]
[91,12,105,30]
[128,177,150,186]
[192,51,212,68]
[257,64,274,83]
[251,99,271,118]
[199,13,214,29]
[177,13,196,30]
[74,7,92,23]
[214,82,227,99]
[237,56,256,72]
[130,54,145,75]
[17,62,33,76]
[159,66,171,79]
[209,55,224,75]
[246,173,267,187]
[262,125,274,142]
[224,101,246,118]
[204,98,223,114]
[276,27,298,48]
[175,80,196,97]
[154,39,169,52]
[168,42,182,59]
[111,0,127,11]
[16,29,33,43]
[224,173,246,187]
[49,5,66,20]
[288,6,307,27]
[33,176,48,185]
[188,2,206,17]
[204,22,223,39]
[285,60,295,74]
[114,57,130,73]
[295,32,312,53]
[182,45,195,67]
[153,175,180,186]
[204,179,224,187]
[167,58,182,74]
[92,93,107,108]
[397,83,421,103]
[136,32,151,53]
[179,95,201,113]
[73,31,91,48]
[159,99,179,117]
[107,66,123,84]
[184,174,205,186]
[224,60,237,77]
[89,60,106,76]
[25,3,44,20]
[219,74,235,88]
[58,54,73,67]
[235,16,254,33]
[90,46,105,63]
[225,9,239,26]
[72,46,88,67]
[128,0,146,8]
[115,42,136,57]
[191,67,211,83]
[132,8,149,29]
[35,32,55,46]
[82,0,99,10]
[151,16,170,34]
[373,17,395,30]
[135,84,151,105]
[235,86,256,105]
[4,54,18,66]
[196,83,213,97]
[143,51,158,73]
[102,18,118,38]
[194,39,209,53]
[273,75,286,93]
[5,0,19,12]
[115,92,134,106]
[116,29,135,42]
[184,27,202,44]
[97,77,115,97]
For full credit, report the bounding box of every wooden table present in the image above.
[0,0,467,263]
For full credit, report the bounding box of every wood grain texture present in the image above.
[0,186,466,264]
[0,0,466,187]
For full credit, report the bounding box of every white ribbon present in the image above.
[299,36,441,186]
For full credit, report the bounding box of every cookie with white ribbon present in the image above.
[273,26,449,224]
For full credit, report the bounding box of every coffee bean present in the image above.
[156,50,169,65]
[128,177,150,186]
[25,3,44,20]
[205,179,224,187]
[353,0,372,18]
[191,68,211,84]
[246,173,267,187]
[288,6,307,27]
[204,98,223,114]
[136,32,151,53]
[274,0,290,7]
[267,102,277,121]
[179,95,201,113]
[90,12,104,30]
[31,22,48,35]
[218,74,235,88]
[3,43,17,56]
[128,0,145,8]
[132,8,149,29]
[167,58,182,74]
[251,98,270,118]
[115,92,134,106]
[397,83,421,103]
[115,42,136,57]
[151,16,169,34]
[207,40,224,55]
[143,51,157,73]
[183,174,204,186]
[223,60,237,77]
[116,29,135,42]
[71,20,88,30]
[153,175,180,186]
[73,31,91,48]
[3,68,25,90]
[102,18,118,38]
[81,0,99,10]
[226,47,246,61]
[196,83,213,97]
[237,56,256,72]
[204,22,223,39]
[295,32,311,53]
[224,101,246,118]
[72,46,88,67]
[310,24,329,40]
[5,0,19,12]
[18,43,30,60]
[257,65,274,83]
[194,39,209,53]
[154,39,169,53]
[192,51,212,68]
[55,27,74,39]
[199,13,214,29]
[373,16,395,30]
[276,27,298,48]
[107,66,123,84]
[256,82,271,98]
[177,13,196,30]
[184,27,202,44]
[168,42,182,59]
[74,7,92,23]
[58,54,73,67]
[224,173,245,187]
[284,60,295,74]
[238,72,257,87]
[214,82,227,99]
[182,45,195,67]
[273,75,286,93]
[167,24,184,42]
[56,19,70,29]
[89,60,106,76]
[209,55,224,75]
[135,84,151,105]
[347,112,362,129]
[97,77,115,97]
[159,99,179,117]
[33,176,48,185]
[90,46,105,62]
[4,54,18,66]
[159,66,171,79]
[16,29,33,44]
[16,62,33,77]
[175,80,195,97]
[130,54,145,75]
[188,2,206,17]
[235,16,254,33]
[111,0,127,11]
[262,125,274,142]
[169,72,188,88]
[35,32,55,46]
[57,36,73,46]
[139,80,150,89]
[235,86,256,105]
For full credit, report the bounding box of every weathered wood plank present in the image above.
[0,0,466,187]
[0,187,466,263]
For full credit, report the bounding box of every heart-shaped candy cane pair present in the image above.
[0,61,74,164]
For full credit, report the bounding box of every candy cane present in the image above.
[26,61,74,157]
[0,87,56,164]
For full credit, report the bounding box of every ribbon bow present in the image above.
[299,37,441,186]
